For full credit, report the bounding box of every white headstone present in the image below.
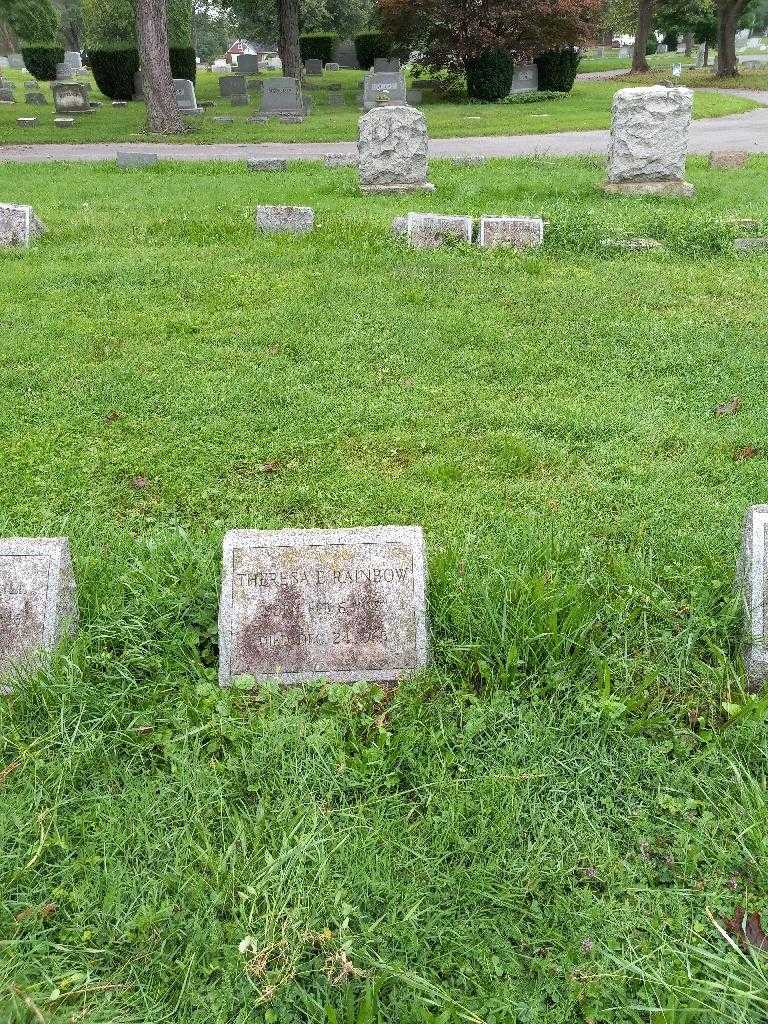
[0,203,45,246]
[407,213,473,248]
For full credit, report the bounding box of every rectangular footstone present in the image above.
[479,216,544,249]
[0,537,78,680]
[323,152,357,168]
[17,117,36,127]
[0,203,45,246]
[247,157,287,172]
[117,151,158,169]
[256,205,314,234]
[54,117,75,127]
[407,213,473,248]
[219,526,428,685]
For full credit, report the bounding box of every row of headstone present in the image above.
[401,212,544,249]
[5,513,768,685]
[0,528,429,686]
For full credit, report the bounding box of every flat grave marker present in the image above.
[219,526,428,685]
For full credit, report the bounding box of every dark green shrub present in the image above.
[21,45,64,80]
[663,32,678,51]
[466,47,514,101]
[90,47,139,99]
[534,47,581,92]
[299,33,338,63]
[169,47,196,82]
[646,39,658,54]
[355,31,388,69]
[503,89,566,104]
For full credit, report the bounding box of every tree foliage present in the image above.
[84,0,192,48]
[378,0,600,71]
[6,0,59,42]
[224,0,372,42]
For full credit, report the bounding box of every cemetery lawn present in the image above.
[3,155,768,1024]
[0,68,759,144]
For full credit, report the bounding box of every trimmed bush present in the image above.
[21,44,64,81]
[300,33,338,64]
[466,48,514,101]
[355,31,388,69]
[90,47,139,99]
[646,39,658,54]
[663,32,678,51]
[503,89,566,104]
[534,47,581,92]
[169,47,196,82]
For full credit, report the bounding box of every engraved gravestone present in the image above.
[8,54,24,70]
[219,526,428,685]
[52,82,91,113]
[0,537,77,679]
[219,75,248,98]
[358,104,434,193]
[261,76,303,114]
[305,58,323,76]
[362,71,407,111]
[509,63,538,93]
[236,53,260,75]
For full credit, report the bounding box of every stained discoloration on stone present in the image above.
[407,213,473,248]
[0,204,45,247]
[479,216,544,249]
[256,205,314,234]
[219,526,428,685]
[52,82,91,114]
[709,150,749,169]
[0,537,77,679]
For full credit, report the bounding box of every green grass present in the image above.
[3,156,768,1023]
[0,66,759,144]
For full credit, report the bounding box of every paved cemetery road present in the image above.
[0,89,765,163]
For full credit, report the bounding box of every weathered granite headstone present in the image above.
[323,152,357,168]
[335,38,359,68]
[601,236,663,251]
[734,237,768,252]
[56,63,72,81]
[362,71,406,111]
[52,82,91,114]
[739,506,768,684]
[219,526,428,685]
[619,45,631,58]
[603,86,694,196]
[305,58,323,76]
[236,53,260,75]
[17,117,36,127]
[657,43,668,54]
[173,78,199,111]
[213,115,234,123]
[407,213,473,248]
[64,50,82,70]
[261,76,303,114]
[358,104,434,193]
[26,92,46,105]
[0,204,44,246]
[326,62,340,71]
[256,205,314,233]
[0,537,77,679]
[0,85,15,102]
[247,157,287,171]
[509,63,538,93]
[231,93,248,106]
[219,75,248,98]
[117,151,158,168]
[7,53,24,70]
[479,216,544,248]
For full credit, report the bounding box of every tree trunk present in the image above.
[277,0,301,79]
[135,0,186,133]
[632,0,655,72]
[716,0,747,76]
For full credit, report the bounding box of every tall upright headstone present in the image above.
[509,63,538,93]
[52,82,91,114]
[260,76,303,115]
[235,53,260,75]
[358,104,434,194]
[219,526,428,685]
[0,537,77,679]
[173,79,199,112]
[362,71,406,111]
[603,86,694,197]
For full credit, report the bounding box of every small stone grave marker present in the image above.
[117,151,158,169]
[26,92,46,105]
[323,152,357,168]
[54,117,75,127]
[406,88,423,105]
[236,54,260,75]
[112,100,127,107]
[479,216,543,248]
[256,205,314,233]
[305,58,323,76]
[0,537,77,679]
[246,157,287,171]
[7,54,24,70]
[0,204,44,246]
[17,117,36,127]
[52,82,91,114]
[213,115,234,123]
[231,94,248,106]
[407,213,473,248]
[709,150,748,169]
[0,85,15,102]
[133,70,144,99]
[326,62,340,71]
[219,526,428,685]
